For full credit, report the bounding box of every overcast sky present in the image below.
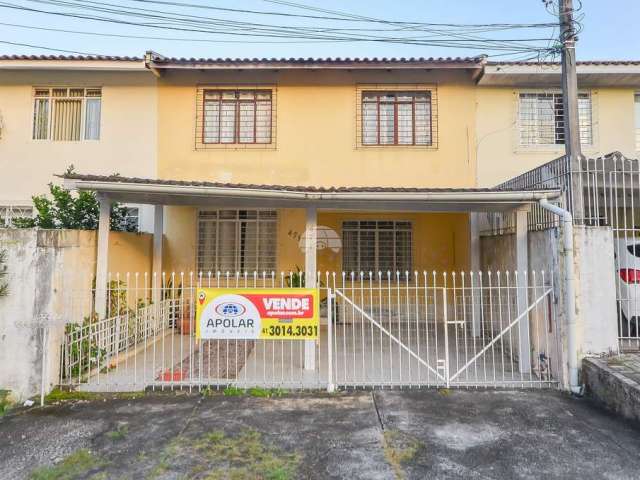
[0,0,638,60]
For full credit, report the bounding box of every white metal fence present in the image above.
[59,270,560,392]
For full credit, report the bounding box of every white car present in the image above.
[615,238,640,337]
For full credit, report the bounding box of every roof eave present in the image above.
[62,177,561,212]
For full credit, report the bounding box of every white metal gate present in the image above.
[326,271,559,389]
[58,270,560,392]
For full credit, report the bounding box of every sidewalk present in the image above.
[2,389,640,479]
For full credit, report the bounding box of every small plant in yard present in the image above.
[13,180,135,232]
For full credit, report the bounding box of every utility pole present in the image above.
[558,0,583,219]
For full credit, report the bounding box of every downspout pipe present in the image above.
[538,198,580,394]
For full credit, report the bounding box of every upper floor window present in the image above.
[32,87,102,141]
[202,90,272,144]
[361,91,432,146]
[518,92,592,146]
[634,92,640,151]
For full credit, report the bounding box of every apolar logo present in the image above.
[199,294,261,339]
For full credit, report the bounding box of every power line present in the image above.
[0,0,562,58]
[0,38,99,54]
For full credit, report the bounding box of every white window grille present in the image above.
[197,209,277,272]
[518,92,592,146]
[32,87,101,141]
[635,92,640,151]
[342,220,412,273]
[0,205,33,227]
[119,207,140,232]
[362,91,432,146]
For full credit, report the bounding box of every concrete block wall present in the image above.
[0,228,153,401]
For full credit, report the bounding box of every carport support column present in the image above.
[469,213,481,337]
[152,205,164,304]
[95,195,112,319]
[304,206,317,371]
[515,208,531,374]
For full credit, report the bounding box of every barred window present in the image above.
[119,207,140,232]
[0,205,33,227]
[202,90,272,144]
[362,91,432,146]
[518,92,592,146]
[32,87,101,141]
[342,220,412,273]
[197,209,277,272]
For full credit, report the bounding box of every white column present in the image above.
[152,205,164,304]
[515,208,531,374]
[95,195,111,319]
[304,206,317,371]
[469,212,482,337]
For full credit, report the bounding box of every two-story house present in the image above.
[1,53,639,284]
[3,52,640,392]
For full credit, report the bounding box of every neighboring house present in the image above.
[476,61,640,185]
[0,55,158,231]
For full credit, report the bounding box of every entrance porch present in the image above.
[59,173,562,391]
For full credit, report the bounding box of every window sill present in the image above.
[514,145,597,155]
[195,143,276,151]
[356,144,438,150]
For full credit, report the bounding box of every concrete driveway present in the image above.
[1,389,639,479]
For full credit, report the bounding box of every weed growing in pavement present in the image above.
[30,449,106,480]
[382,429,423,480]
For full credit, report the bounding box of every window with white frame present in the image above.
[342,220,412,273]
[32,87,102,141]
[635,92,640,151]
[197,209,277,272]
[202,90,272,144]
[518,92,592,146]
[362,91,432,146]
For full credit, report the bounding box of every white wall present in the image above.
[0,70,157,207]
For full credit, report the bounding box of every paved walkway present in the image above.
[2,390,640,479]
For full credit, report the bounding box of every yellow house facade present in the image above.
[153,57,483,275]
[2,54,639,282]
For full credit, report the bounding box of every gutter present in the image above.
[63,179,562,204]
[538,198,580,394]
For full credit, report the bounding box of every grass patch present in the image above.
[222,386,288,398]
[44,388,144,404]
[152,429,299,480]
[223,386,245,397]
[30,449,105,480]
[106,423,128,441]
[382,430,423,480]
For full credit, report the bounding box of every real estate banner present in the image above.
[195,288,319,340]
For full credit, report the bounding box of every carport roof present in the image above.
[60,173,561,212]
